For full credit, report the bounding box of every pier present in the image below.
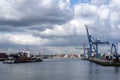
[84,58,120,66]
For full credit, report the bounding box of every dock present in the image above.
[84,58,120,66]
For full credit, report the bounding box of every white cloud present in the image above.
[9,34,41,45]
[91,0,109,6]
[34,0,120,46]
[109,0,120,30]
[98,5,109,20]
[110,0,120,11]
[0,0,120,52]
[0,33,49,46]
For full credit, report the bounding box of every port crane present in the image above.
[111,43,120,61]
[85,25,109,58]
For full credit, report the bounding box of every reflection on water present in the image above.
[115,67,119,74]
[0,58,120,80]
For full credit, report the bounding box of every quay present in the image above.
[84,58,120,66]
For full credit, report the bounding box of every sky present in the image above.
[0,0,120,54]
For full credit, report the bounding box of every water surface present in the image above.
[0,58,120,80]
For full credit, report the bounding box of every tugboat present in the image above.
[3,51,43,64]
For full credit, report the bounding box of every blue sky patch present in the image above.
[70,0,91,6]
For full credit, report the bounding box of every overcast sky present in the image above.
[0,0,120,54]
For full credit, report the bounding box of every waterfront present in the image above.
[0,58,120,80]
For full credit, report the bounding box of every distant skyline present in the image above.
[0,0,120,54]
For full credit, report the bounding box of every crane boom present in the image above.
[85,25,90,43]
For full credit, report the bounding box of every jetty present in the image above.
[84,58,120,66]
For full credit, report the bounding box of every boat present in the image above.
[3,51,43,64]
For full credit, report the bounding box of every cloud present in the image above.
[36,0,120,46]
[90,0,109,6]
[0,0,73,26]
[0,33,50,46]
[0,0,120,53]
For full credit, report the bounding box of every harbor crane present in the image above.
[111,43,120,62]
[85,25,109,58]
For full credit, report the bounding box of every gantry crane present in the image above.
[111,43,120,61]
[85,25,109,58]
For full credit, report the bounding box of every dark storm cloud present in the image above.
[38,35,87,47]
[0,13,72,26]
[0,0,73,39]
[0,25,28,32]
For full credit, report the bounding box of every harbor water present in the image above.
[0,58,120,80]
